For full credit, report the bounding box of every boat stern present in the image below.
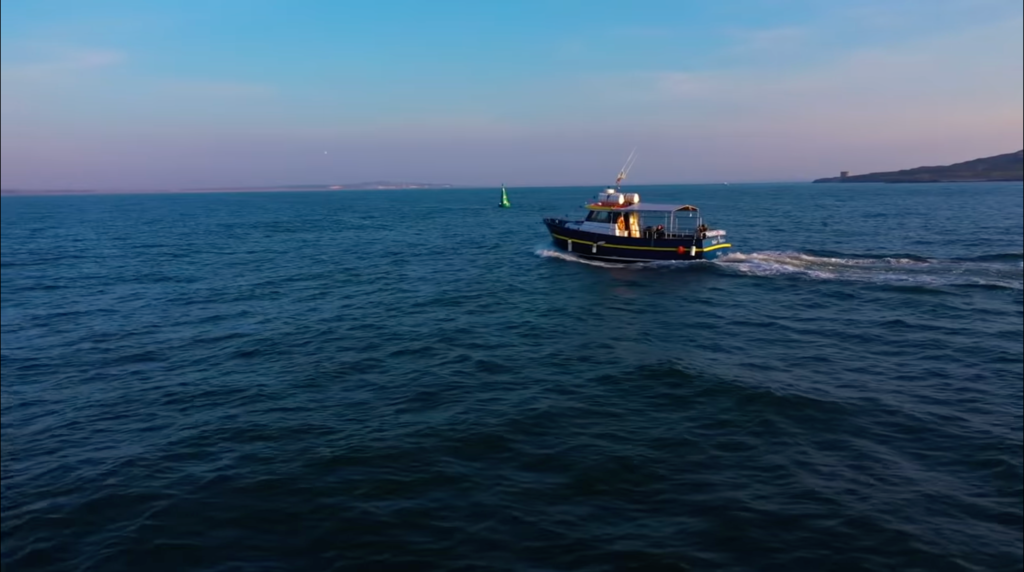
[698,229,731,260]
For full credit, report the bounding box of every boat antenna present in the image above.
[615,148,638,190]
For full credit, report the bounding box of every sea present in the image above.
[1,182,1022,572]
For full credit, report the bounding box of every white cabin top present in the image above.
[586,189,700,213]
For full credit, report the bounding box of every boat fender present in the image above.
[690,245,696,257]
[677,246,685,254]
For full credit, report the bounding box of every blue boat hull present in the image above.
[543,219,731,263]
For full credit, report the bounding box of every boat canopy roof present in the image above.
[586,203,700,213]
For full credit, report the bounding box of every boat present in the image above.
[499,184,511,208]
[541,152,732,263]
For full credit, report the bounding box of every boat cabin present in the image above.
[579,190,711,239]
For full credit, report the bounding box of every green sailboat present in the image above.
[499,184,511,208]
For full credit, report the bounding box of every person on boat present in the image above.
[654,225,666,239]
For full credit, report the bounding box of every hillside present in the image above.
[813,150,1023,183]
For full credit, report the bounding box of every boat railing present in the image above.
[640,226,695,239]
[641,221,720,239]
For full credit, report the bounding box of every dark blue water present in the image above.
[2,183,1022,572]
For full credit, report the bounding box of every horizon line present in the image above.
[0,180,817,196]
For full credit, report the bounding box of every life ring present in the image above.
[616,217,626,231]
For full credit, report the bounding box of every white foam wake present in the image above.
[535,247,1022,290]
[534,248,710,270]
[714,251,1023,290]
[534,248,634,268]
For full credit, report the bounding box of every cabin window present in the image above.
[585,211,612,223]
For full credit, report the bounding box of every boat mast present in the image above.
[615,148,638,190]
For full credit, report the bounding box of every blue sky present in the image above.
[2,0,1022,189]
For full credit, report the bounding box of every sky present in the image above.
[1,0,1022,190]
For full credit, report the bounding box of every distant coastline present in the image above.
[813,150,1023,183]
[195,181,459,191]
[0,181,458,196]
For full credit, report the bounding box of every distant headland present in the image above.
[813,150,1024,183]
[0,181,457,196]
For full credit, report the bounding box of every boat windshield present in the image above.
[637,210,703,238]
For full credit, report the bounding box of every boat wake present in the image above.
[536,247,1023,290]
[715,250,1023,290]
[533,248,709,270]
[535,248,632,268]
